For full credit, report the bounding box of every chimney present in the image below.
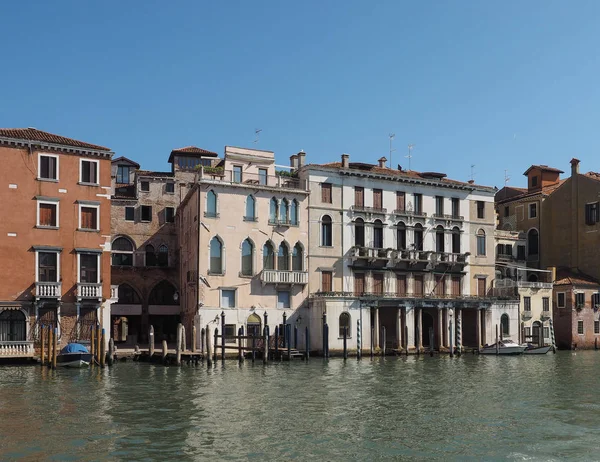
[570,158,580,176]
[378,157,387,168]
[341,153,349,168]
[297,150,306,167]
[290,154,298,170]
[547,266,556,283]
[468,179,475,184]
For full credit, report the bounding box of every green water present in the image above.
[1,352,599,461]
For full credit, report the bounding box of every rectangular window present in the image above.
[38,252,58,282]
[80,205,99,230]
[504,206,509,217]
[517,245,526,260]
[80,159,98,184]
[477,278,486,297]
[531,176,538,187]
[39,154,58,181]
[578,320,584,335]
[38,201,58,227]
[224,324,237,343]
[321,271,332,293]
[434,275,445,296]
[592,293,600,308]
[396,274,407,296]
[79,254,98,283]
[233,165,242,183]
[477,201,485,219]
[373,189,383,210]
[435,196,444,216]
[524,297,531,311]
[413,275,424,296]
[277,291,290,309]
[165,207,175,223]
[373,273,384,295]
[258,168,268,185]
[451,276,461,296]
[585,202,599,225]
[529,203,537,219]
[543,297,550,312]
[557,292,566,308]
[477,234,486,256]
[354,187,364,208]
[321,183,332,203]
[396,192,405,212]
[165,182,175,193]
[413,194,422,214]
[576,293,585,307]
[544,327,550,338]
[125,207,135,221]
[141,205,152,222]
[116,165,131,184]
[451,198,460,218]
[140,181,150,192]
[354,272,365,295]
[595,321,600,335]
[221,289,236,308]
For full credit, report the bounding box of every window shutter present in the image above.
[354,273,365,295]
[396,275,406,296]
[414,275,423,295]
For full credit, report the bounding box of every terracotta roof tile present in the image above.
[523,165,564,175]
[554,268,600,286]
[168,146,219,163]
[0,128,110,151]
[584,171,600,182]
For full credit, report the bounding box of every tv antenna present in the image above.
[389,133,396,166]
[504,169,510,186]
[254,128,262,144]
[470,164,476,182]
[406,144,415,170]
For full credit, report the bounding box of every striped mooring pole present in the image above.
[549,318,556,353]
[456,311,462,355]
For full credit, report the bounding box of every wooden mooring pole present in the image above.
[287,324,291,361]
[449,319,454,358]
[405,325,409,357]
[429,327,434,357]
[192,326,197,354]
[206,326,212,367]
[47,326,53,368]
[305,326,310,360]
[107,338,114,366]
[275,326,279,360]
[238,327,243,362]
[220,311,225,363]
[356,320,361,360]
[162,340,168,365]
[176,323,182,366]
[213,328,218,363]
[100,329,106,368]
[496,324,499,356]
[343,326,348,360]
[149,325,155,358]
[370,327,374,359]
[200,327,205,360]
[263,327,268,365]
[381,326,386,357]
[40,325,45,366]
[96,324,101,364]
[52,327,58,370]
[324,324,329,359]
[90,325,95,364]
[294,325,298,349]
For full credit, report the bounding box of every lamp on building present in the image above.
[173,292,179,302]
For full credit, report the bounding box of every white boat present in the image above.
[524,345,553,355]
[480,339,527,355]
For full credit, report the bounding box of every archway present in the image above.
[247,313,262,348]
[532,321,543,347]
[0,309,26,341]
[421,311,435,347]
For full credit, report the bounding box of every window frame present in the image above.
[277,290,291,309]
[321,183,332,204]
[339,312,351,338]
[528,202,537,219]
[557,292,566,308]
[124,206,135,221]
[165,207,175,223]
[258,168,268,185]
[79,158,99,185]
[36,250,60,283]
[78,203,100,231]
[476,229,486,256]
[38,153,59,181]
[577,320,584,335]
[232,165,243,183]
[209,236,224,275]
[111,237,135,267]
[524,296,531,311]
[165,182,175,194]
[585,202,600,225]
[476,201,485,219]
[140,181,150,192]
[77,252,100,284]
[220,288,237,308]
[224,324,237,343]
[37,198,59,228]
[321,270,333,292]
[321,215,333,247]
[140,205,152,223]
[205,190,218,218]
[116,165,131,184]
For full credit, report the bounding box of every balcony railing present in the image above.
[311,291,517,301]
[111,285,119,300]
[495,279,553,290]
[260,270,308,285]
[351,247,468,267]
[35,282,62,299]
[350,246,393,260]
[0,341,34,358]
[268,218,297,227]
[77,283,102,300]
[350,205,387,214]
[198,168,307,191]
[393,209,427,218]
[432,213,464,221]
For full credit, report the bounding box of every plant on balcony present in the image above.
[199,166,225,176]
[275,170,298,178]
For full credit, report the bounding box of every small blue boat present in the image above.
[56,343,93,368]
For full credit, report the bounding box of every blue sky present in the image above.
[2,0,600,188]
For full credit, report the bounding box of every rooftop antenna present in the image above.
[254,128,262,145]
[504,169,510,187]
[389,133,396,166]
[406,144,415,170]
[470,164,476,182]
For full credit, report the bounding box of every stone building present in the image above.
[179,147,309,351]
[298,154,516,354]
[0,128,114,357]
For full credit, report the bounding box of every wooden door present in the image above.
[373,273,384,295]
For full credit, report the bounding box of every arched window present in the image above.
[158,244,169,267]
[292,243,303,271]
[245,195,256,221]
[528,229,539,256]
[355,218,365,247]
[210,237,223,274]
[321,215,332,246]
[206,190,217,217]
[414,224,424,251]
[0,310,26,341]
[528,273,538,282]
[148,280,178,305]
[278,242,290,271]
[290,200,299,226]
[501,314,510,337]
[397,222,406,250]
[373,219,384,248]
[279,199,289,224]
[145,244,156,267]
[112,236,134,266]
[269,198,278,223]
[435,225,445,252]
[241,239,254,276]
[263,241,275,270]
[452,227,461,254]
[117,283,141,304]
[339,312,351,338]
[477,229,486,256]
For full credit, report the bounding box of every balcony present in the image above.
[268,218,296,227]
[430,252,468,267]
[310,291,517,304]
[350,246,392,261]
[260,270,308,286]
[495,279,553,290]
[522,310,533,320]
[541,311,552,320]
[77,283,102,301]
[35,282,62,299]
[0,341,34,358]
[350,205,387,216]
[432,213,465,226]
[198,168,307,191]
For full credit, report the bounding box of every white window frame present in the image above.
[124,206,135,222]
[38,153,59,181]
[79,158,99,185]
[76,253,100,284]
[557,292,566,308]
[78,203,100,231]
[577,320,584,335]
[36,199,60,228]
[165,182,175,194]
[35,250,61,283]
[528,202,537,219]
[277,290,291,309]
[220,288,237,308]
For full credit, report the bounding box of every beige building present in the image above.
[179,147,309,350]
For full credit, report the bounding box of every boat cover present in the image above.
[60,343,89,354]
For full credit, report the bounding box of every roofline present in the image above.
[523,165,564,175]
[225,145,275,154]
[0,136,113,158]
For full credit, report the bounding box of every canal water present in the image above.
[1,352,599,461]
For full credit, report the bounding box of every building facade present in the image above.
[0,128,114,356]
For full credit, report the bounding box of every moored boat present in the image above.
[524,344,553,355]
[480,339,527,355]
[56,343,93,368]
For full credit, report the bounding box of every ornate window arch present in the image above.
[209,236,224,274]
[339,312,351,338]
[241,238,254,276]
[112,236,135,266]
[321,215,332,247]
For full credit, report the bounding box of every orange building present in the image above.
[0,128,114,358]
